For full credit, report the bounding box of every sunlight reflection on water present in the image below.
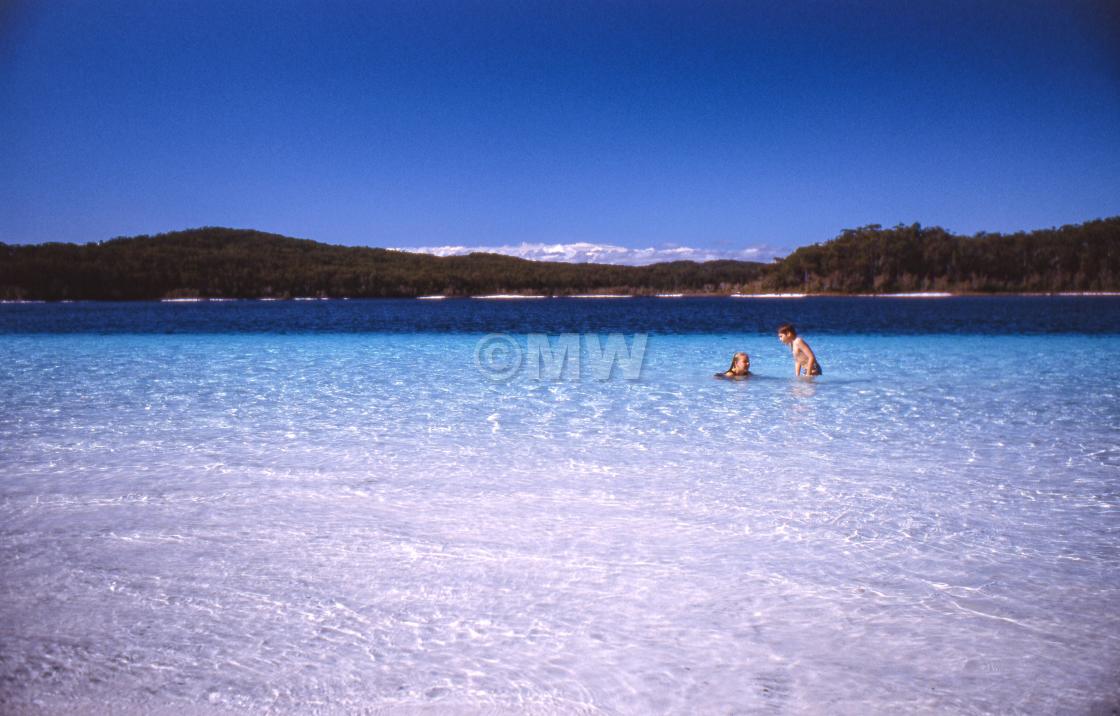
[1,330,1118,713]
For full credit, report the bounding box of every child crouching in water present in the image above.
[777,323,822,376]
[716,352,751,379]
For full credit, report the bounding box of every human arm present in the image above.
[795,338,818,375]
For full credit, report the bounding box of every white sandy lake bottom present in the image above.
[0,333,1118,713]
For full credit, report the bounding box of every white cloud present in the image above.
[392,241,780,265]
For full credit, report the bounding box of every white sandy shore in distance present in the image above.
[8,293,1120,304]
[472,294,549,299]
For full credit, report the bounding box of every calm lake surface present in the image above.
[2,297,1118,713]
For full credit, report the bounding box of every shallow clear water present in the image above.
[1,300,1119,713]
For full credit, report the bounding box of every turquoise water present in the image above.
[1,302,1119,712]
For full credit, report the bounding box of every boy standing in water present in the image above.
[777,323,821,376]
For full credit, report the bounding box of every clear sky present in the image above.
[2,1,1118,260]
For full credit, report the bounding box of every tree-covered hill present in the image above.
[762,217,1119,293]
[0,228,766,300]
[0,217,1117,299]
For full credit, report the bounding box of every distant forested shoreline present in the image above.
[1,218,1117,300]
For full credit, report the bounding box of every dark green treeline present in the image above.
[1,217,1116,300]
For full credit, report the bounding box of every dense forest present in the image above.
[762,217,1119,293]
[0,218,1117,300]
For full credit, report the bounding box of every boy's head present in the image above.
[777,323,796,343]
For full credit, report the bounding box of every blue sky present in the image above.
[2,1,1118,261]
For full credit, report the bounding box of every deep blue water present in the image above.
[2,295,1119,334]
